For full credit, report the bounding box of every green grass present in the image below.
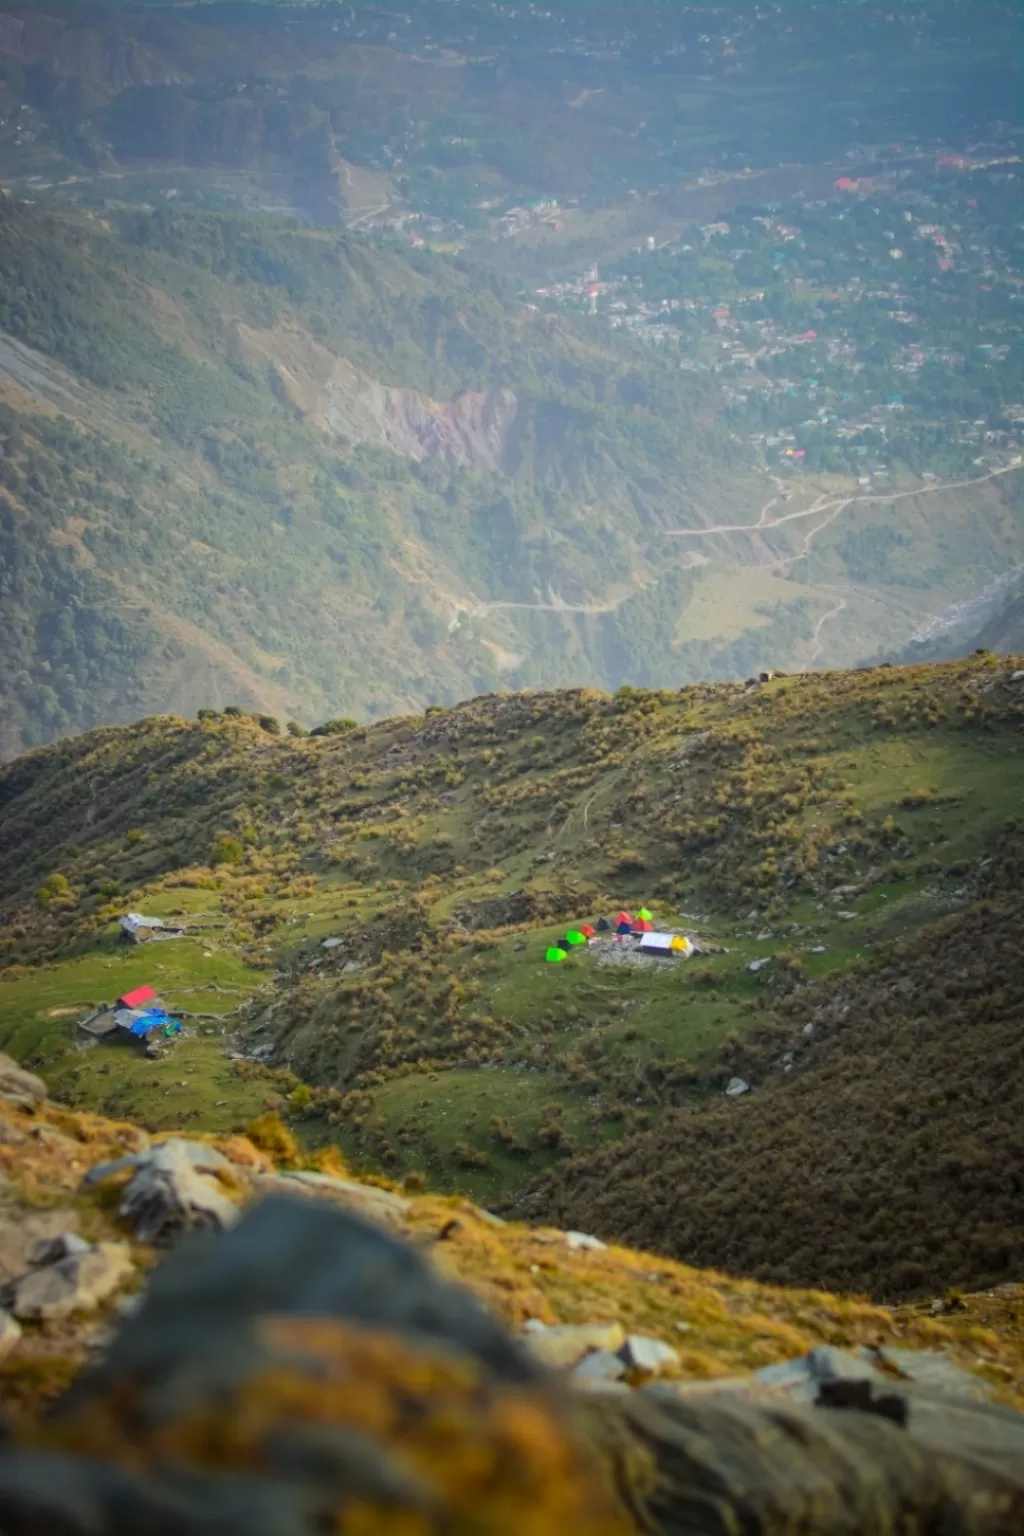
[3,656,1024,1204]
[0,933,265,1064]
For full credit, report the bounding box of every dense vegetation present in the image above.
[535,842,1024,1301]
[2,654,1023,1300]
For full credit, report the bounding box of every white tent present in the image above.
[120,913,166,937]
[639,932,693,957]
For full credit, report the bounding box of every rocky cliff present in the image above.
[236,321,517,470]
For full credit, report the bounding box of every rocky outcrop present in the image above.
[0,11,177,91]
[236,323,517,470]
[9,1241,135,1322]
[82,1138,242,1244]
[0,1198,1022,1535]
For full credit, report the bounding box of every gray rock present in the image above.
[256,1172,410,1229]
[28,1233,92,1268]
[0,1052,46,1111]
[572,1349,628,1386]
[0,1308,20,1361]
[1010,669,1024,682]
[564,1229,606,1252]
[877,1348,993,1403]
[320,937,343,950]
[725,1077,750,1097]
[84,1139,240,1244]
[748,957,771,974]
[0,1210,81,1285]
[754,1346,884,1402]
[619,1335,680,1373]
[11,1242,135,1321]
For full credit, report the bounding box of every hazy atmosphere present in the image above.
[0,5,1023,1529]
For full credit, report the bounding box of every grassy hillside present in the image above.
[1,655,1023,1298]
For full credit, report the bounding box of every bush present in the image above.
[210,836,244,866]
[223,705,244,717]
[311,717,359,737]
[257,715,282,735]
[243,1112,298,1163]
[286,720,310,738]
[36,872,74,909]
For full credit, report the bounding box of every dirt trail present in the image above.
[665,461,1024,543]
[808,595,848,664]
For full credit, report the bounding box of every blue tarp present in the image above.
[126,1010,182,1039]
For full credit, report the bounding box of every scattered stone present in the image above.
[524,1322,626,1369]
[0,1053,46,1112]
[619,1335,680,1374]
[877,1348,994,1403]
[11,1242,135,1322]
[725,1077,750,1097]
[320,937,343,950]
[83,1138,240,1244]
[564,1230,606,1252]
[808,945,828,954]
[748,957,771,974]
[754,1346,885,1403]
[803,1022,815,1035]
[571,1349,627,1385]
[0,1211,82,1285]
[28,1233,91,1268]
[1010,669,1024,683]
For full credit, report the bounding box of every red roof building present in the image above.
[117,984,157,1010]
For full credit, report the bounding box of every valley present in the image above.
[0,3,1022,753]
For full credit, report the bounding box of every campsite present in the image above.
[546,909,697,967]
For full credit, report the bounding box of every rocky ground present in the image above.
[1,1051,1023,1531]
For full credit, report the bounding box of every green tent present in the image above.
[546,947,567,963]
[637,907,653,922]
[565,930,587,946]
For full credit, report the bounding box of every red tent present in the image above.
[616,911,633,927]
[118,984,157,1009]
[580,925,596,938]
[632,920,654,934]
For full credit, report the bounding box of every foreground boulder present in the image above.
[0,1196,1022,1535]
[82,1138,242,1243]
[9,1241,135,1323]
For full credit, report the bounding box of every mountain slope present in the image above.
[0,196,770,755]
[1,656,1023,1300]
[532,855,1024,1301]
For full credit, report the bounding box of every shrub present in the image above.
[244,1112,298,1163]
[223,705,244,717]
[286,720,310,738]
[36,873,74,910]
[311,718,359,737]
[210,836,244,867]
